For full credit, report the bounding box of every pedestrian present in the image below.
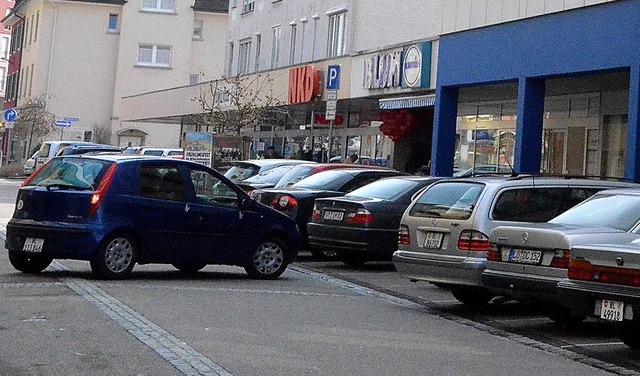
[265,146,280,159]
[343,153,358,164]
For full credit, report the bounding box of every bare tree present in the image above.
[193,73,289,136]
[92,124,112,144]
[12,95,57,156]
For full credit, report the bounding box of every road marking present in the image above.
[99,282,346,297]
[48,261,233,376]
[561,342,625,348]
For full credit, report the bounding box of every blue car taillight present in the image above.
[88,163,117,216]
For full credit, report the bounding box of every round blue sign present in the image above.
[3,109,17,122]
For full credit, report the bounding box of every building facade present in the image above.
[1,0,228,163]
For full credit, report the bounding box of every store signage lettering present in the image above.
[363,50,402,90]
[288,65,319,104]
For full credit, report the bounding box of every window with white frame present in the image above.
[311,16,319,60]
[237,39,251,75]
[4,9,10,31]
[189,74,199,85]
[137,44,171,67]
[108,14,118,32]
[1,37,8,59]
[142,0,175,12]
[289,23,297,65]
[270,26,281,69]
[255,34,261,72]
[0,67,5,92]
[29,14,34,43]
[327,11,346,58]
[28,64,33,96]
[242,0,254,13]
[300,20,307,62]
[193,20,203,39]
[34,11,39,41]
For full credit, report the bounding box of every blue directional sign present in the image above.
[64,117,80,122]
[55,120,72,127]
[326,65,341,90]
[3,109,17,122]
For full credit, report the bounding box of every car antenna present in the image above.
[500,146,517,177]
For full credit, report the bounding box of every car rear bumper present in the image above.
[557,279,640,320]
[392,250,485,287]
[5,219,101,260]
[307,223,397,257]
[482,268,561,301]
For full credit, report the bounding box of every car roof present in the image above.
[437,174,639,187]
[233,159,311,167]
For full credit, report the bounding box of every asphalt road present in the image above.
[0,178,637,375]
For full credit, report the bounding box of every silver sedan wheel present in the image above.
[252,241,284,275]
[104,237,134,273]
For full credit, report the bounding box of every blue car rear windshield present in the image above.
[409,182,484,220]
[27,158,113,190]
[346,178,418,200]
[549,193,640,231]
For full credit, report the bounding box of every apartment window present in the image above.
[227,42,234,77]
[254,34,261,72]
[289,23,297,65]
[193,20,203,40]
[34,11,39,41]
[23,66,28,97]
[29,14,34,43]
[0,67,5,92]
[108,14,118,32]
[1,37,8,59]
[137,44,171,67]
[231,0,237,7]
[311,16,319,60]
[237,39,251,75]
[142,0,175,12]
[270,26,281,69]
[327,11,346,58]
[189,74,199,85]
[242,0,255,13]
[24,17,29,45]
[4,9,10,31]
[300,20,307,62]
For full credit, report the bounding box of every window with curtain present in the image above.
[137,44,171,67]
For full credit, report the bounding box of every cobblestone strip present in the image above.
[50,261,233,376]
[290,265,638,376]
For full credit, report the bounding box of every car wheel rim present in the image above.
[105,237,133,273]
[253,242,284,275]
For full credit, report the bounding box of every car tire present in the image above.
[244,237,289,280]
[340,254,367,267]
[546,304,587,325]
[172,262,207,274]
[90,234,137,280]
[618,320,640,349]
[8,250,53,273]
[451,287,493,307]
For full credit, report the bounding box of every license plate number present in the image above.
[508,248,542,264]
[600,299,624,322]
[423,232,443,249]
[23,238,44,253]
[323,211,344,221]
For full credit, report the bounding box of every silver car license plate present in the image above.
[600,299,624,322]
[23,238,44,253]
[508,248,542,264]
[323,211,344,221]
[423,232,443,249]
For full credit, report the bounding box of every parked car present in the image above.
[393,176,640,307]
[23,150,40,175]
[34,141,99,170]
[486,187,640,322]
[308,176,440,266]
[56,144,122,156]
[558,242,640,348]
[236,165,297,192]
[5,155,302,280]
[223,159,310,183]
[252,168,404,258]
[274,163,387,188]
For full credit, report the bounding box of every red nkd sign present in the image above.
[288,65,319,104]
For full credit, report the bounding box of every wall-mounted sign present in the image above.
[363,49,403,90]
[402,42,432,88]
[288,65,319,104]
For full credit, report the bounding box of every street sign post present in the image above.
[55,120,72,127]
[325,66,341,162]
[326,65,341,90]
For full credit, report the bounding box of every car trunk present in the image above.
[14,187,94,222]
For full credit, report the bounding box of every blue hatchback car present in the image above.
[5,155,301,279]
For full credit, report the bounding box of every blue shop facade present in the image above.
[430,0,640,181]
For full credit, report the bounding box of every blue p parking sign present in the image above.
[326,65,341,90]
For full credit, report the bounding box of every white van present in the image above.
[35,141,98,170]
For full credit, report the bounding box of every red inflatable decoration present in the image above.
[379,109,418,142]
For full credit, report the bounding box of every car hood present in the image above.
[490,223,634,250]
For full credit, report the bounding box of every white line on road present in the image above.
[561,342,625,348]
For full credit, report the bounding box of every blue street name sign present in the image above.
[64,117,80,122]
[3,109,17,122]
[55,120,72,127]
[326,65,341,90]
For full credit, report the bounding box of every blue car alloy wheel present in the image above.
[245,237,289,279]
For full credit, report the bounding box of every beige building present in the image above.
[3,0,228,159]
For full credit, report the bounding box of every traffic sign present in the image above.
[64,117,80,122]
[3,109,17,122]
[325,110,336,121]
[55,120,72,127]
[326,65,341,90]
[326,99,337,111]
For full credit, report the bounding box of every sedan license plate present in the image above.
[23,238,44,253]
[323,210,344,221]
[423,232,443,249]
[600,299,624,322]
[508,248,542,264]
